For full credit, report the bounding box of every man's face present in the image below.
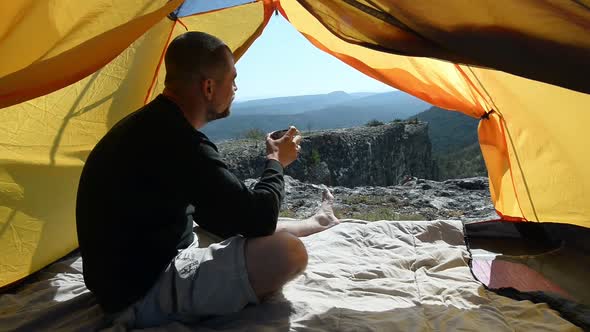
[206,50,237,122]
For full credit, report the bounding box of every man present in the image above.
[76,31,339,328]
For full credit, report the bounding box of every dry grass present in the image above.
[334,206,425,222]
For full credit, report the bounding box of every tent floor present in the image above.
[466,221,590,306]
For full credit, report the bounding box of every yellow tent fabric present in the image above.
[470,69,590,224]
[0,0,589,288]
[0,10,176,289]
[0,0,185,109]
[0,0,271,288]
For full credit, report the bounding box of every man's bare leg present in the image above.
[245,232,307,300]
[275,187,340,237]
[244,188,339,300]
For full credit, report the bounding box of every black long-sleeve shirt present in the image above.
[76,95,284,313]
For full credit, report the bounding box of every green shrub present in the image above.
[366,119,384,127]
[310,148,321,165]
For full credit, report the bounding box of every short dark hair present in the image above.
[164,31,230,86]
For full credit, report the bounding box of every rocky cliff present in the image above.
[218,121,437,186]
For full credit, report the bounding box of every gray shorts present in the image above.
[111,232,259,329]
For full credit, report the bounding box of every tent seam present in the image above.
[454,65,489,116]
[465,65,538,222]
[144,20,177,104]
[499,116,540,221]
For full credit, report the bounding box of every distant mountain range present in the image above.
[231,91,368,115]
[202,91,486,179]
[202,91,431,141]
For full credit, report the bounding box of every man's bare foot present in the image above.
[307,187,340,229]
[275,187,340,237]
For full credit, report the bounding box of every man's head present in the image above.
[164,32,237,124]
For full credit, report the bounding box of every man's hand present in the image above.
[266,126,301,168]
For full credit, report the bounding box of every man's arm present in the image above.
[191,146,283,239]
[192,127,301,239]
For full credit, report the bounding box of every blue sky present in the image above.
[179,1,394,101]
[233,15,394,101]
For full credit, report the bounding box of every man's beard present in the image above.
[206,106,230,122]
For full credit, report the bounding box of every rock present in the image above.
[444,178,487,190]
[218,122,437,186]
[221,123,494,223]
[252,175,497,223]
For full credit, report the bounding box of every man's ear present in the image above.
[201,78,215,101]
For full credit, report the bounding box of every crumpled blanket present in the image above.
[0,220,581,331]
